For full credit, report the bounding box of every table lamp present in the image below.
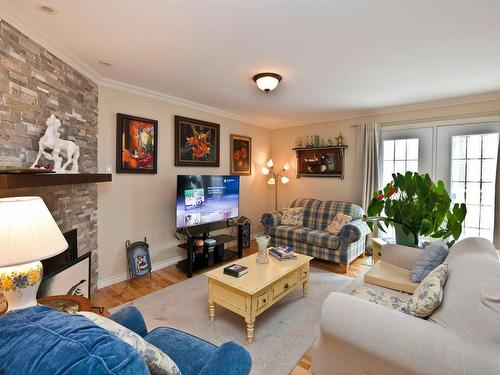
[0,196,68,311]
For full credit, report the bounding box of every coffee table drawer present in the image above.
[256,291,270,311]
[301,266,309,280]
[272,272,298,299]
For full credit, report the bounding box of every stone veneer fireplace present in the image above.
[0,21,100,293]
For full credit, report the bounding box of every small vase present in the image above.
[394,223,417,247]
[255,234,270,264]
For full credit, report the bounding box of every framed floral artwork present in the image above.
[116,113,158,173]
[230,134,252,175]
[174,116,220,167]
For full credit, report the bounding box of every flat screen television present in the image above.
[176,175,240,229]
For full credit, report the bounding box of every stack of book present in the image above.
[268,246,297,261]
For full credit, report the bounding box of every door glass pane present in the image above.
[383,140,394,160]
[381,138,419,186]
[450,132,499,242]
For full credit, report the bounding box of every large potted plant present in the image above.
[366,172,466,246]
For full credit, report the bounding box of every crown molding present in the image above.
[99,77,268,127]
[3,1,500,131]
[0,1,267,128]
[270,90,500,129]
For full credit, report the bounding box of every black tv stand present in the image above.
[176,221,243,278]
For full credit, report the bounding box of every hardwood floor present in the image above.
[91,241,370,375]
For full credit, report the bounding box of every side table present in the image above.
[371,238,387,263]
[37,295,92,313]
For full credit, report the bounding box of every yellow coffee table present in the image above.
[206,252,312,343]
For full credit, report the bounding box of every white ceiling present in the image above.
[2,0,500,128]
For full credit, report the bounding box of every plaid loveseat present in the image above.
[261,198,371,270]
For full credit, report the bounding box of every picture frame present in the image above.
[38,252,91,298]
[230,134,252,176]
[126,240,152,279]
[116,113,158,173]
[175,115,220,167]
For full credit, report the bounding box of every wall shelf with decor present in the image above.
[293,145,348,179]
[0,173,112,189]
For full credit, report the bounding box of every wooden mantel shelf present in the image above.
[0,173,112,189]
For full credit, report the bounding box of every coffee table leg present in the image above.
[303,279,309,296]
[246,322,254,344]
[208,302,215,321]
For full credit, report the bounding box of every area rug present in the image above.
[110,268,353,375]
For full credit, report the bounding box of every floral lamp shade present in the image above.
[0,196,68,311]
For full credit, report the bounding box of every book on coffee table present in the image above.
[223,264,248,277]
[268,246,297,260]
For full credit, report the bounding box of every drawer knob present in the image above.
[284,283,289,289]
[263,299,266,303]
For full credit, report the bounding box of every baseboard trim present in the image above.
[97,233,263,289]
[97,255,185,289]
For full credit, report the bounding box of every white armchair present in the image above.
[312,237,500,375]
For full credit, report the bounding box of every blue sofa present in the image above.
[0,305,252,375]
[261,198,371,272]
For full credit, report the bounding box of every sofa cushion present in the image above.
[410,240,449,282]
[402,262,448,318]
[304,229,340,250]
[145,327,217,375]
[325,212,352,235]
[0,306,149,375]
[315,200,364,230]
[80,311,181,375]
[270,225,310,242]
[351,285,411,311]
[281,207,304,226]
[289,198,322,228]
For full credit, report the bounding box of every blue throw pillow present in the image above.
[410,240,449,282]
[0,306,149,375]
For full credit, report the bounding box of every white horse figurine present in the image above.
[30,114,80,173]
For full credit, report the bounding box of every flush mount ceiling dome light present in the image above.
[253,73,282,93]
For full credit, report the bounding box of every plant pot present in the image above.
[394,223,418,247]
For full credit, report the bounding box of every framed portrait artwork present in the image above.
[116,113,158,173]
[174,116,220,167]
[38,253,91,298]
[230,134,252,175]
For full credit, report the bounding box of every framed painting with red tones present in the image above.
[230,134,252,176]
[116,113,158,173]
[174,116,220,167]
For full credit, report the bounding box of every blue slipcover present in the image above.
[109,306,252,375]
[0,306,149,375]
[0,305,252,375]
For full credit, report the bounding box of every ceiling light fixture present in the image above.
[37,4,57,15]
[252,73,282,93]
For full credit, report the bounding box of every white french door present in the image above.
[436,122,500,242]
[380,120,500,243]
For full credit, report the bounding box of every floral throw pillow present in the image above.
[281,207,304,226]
[325,212,352,235]
[79,311,181,375]
[401,262,448,318]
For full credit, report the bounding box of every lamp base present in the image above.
[0,261,43,311]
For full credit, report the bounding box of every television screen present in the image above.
[176,175,240,228]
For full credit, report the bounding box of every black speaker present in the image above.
[241,222,251,248]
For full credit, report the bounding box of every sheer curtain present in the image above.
[355,123,381,248]
[494,141,500,249]
[356,123,381,210]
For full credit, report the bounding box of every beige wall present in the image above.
[271,98,500,210]
[97,86,272,284]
